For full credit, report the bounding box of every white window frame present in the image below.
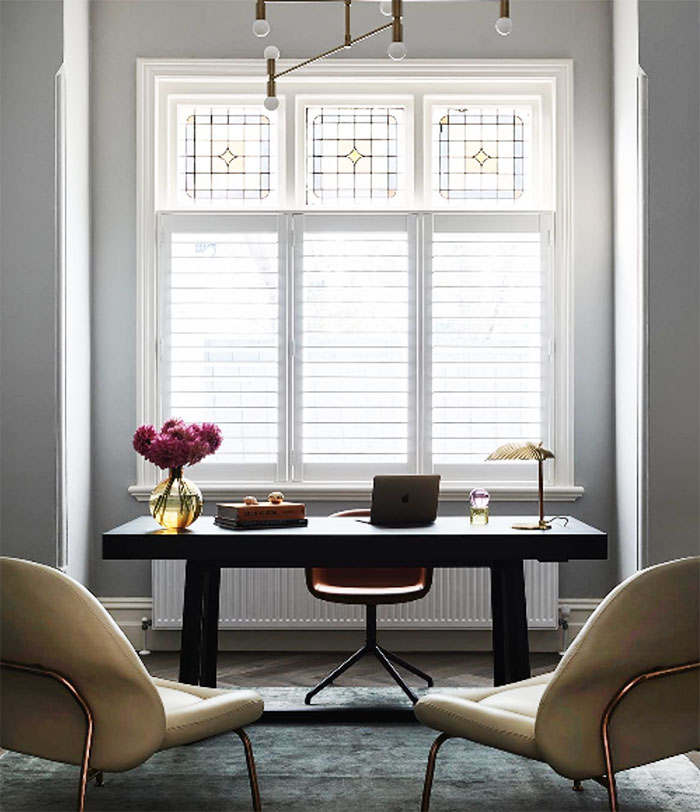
[131,58,578,503]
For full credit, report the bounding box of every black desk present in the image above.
[103,515,606,721]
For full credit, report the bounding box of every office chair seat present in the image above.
[309,567,429,603]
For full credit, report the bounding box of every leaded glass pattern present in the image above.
[432,106,531,203]
[305,106,406,205]
[177,105,276,204]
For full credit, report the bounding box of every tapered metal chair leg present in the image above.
[88,768,104,787]
[235,729,262,812]
[374,646,419,703]
[304,645,368,705]
[378,646,434,686]
[421,733,451,812]
[572,779,584,791]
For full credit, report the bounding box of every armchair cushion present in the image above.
[414,674,552,761]
[153,678,263,750]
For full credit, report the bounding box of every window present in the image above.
[135,60,575,499]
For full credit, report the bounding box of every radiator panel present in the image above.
[152,561,558,629]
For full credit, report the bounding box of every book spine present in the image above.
[219,505,306,520]
[215,518,308,529]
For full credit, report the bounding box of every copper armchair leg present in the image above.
[235,728,262,811]
[421,733,451,812]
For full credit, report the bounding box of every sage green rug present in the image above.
[1,689,698,811]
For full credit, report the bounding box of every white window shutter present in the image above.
[294,213,417,481]
[428,212,552,483]
[161,213,285,482]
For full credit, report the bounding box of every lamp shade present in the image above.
[486,441,554,462]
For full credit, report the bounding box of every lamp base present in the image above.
[512,521,552,531]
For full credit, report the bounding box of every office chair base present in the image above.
[305,606,433,706]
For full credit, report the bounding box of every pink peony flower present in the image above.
[161,417,185,432]
[187,438,212,466]
[132,418,223,470]
[199,422,223,453]
[133,424,157,456]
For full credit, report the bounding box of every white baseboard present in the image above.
[101,597,600,654]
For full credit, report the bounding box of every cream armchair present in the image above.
[0,557,264,811]
[415,556,700,812]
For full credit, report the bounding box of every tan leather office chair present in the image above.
[415,556,700,812]
[0,557,264,812]
[304,509,434,705]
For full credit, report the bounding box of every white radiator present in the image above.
[152,562,558,630]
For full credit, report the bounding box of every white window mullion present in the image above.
[278,213,293,482]
[540,211,556,485]
[418,212,433,474]
[156,213,172,437]
[407,213,420,473]
[291,213,304,482]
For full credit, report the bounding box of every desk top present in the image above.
[103,515,606,566]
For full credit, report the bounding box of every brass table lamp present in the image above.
[487,442,555,530]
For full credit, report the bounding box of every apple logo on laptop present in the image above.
[401,493,410,503]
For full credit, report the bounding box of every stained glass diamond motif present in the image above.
[434,106,530,201]
[177,105,277,203]
[305,106,406,205]
[345,146,364,165]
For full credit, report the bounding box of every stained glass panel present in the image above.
[177,105,277,204]
[432,106,531,203]
[305,106,406,205]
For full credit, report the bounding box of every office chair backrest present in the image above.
[0,557,165,771]
[536,556,700,779]
[306,510,432,603]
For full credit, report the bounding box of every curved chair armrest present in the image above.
[1,659,93,812]
[601,660,700,812]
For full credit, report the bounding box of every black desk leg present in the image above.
[490,561,531,686]
[179,560,207,684]
[200,564,221,688]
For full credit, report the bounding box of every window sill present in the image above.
[128,483,584,503]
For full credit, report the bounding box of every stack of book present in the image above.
[215,501,307,530]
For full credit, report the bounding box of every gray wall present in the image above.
[0,0,63,565]
[91,0,616,598]
[639,0,700,564]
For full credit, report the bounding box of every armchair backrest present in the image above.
[0,557,165,772]
[536,556,700,779]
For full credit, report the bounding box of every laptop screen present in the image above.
[370,475,441,526]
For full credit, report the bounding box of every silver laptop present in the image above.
[369,475,441,527]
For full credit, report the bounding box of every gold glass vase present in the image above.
[149,467,203,530]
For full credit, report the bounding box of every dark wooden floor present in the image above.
[142,650,561,687]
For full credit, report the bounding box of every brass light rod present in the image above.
[272,21,392,79]
[260,0,404,102]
